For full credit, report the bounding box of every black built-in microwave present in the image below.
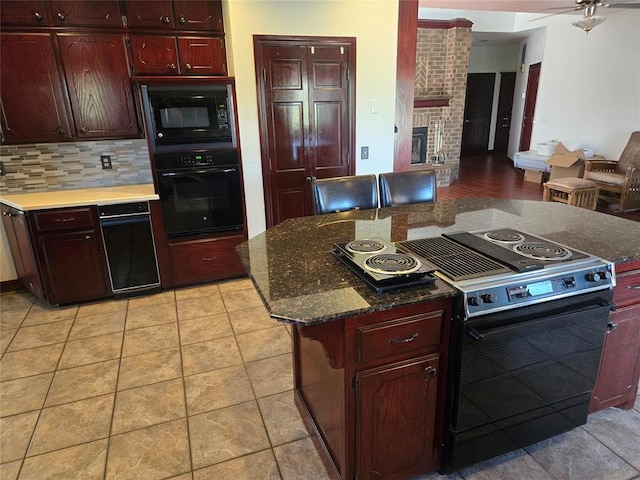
[141,84,235,148]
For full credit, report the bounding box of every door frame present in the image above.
[519,62,541,152]
[253,35,356,227]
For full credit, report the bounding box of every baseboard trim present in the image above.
[0,279,22,293]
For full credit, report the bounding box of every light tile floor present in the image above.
[1,279,639,480]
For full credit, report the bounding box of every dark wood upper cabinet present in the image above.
[172,0,223,32]
[47,0,122,27]
[130,35,226,76]
[0,1,50,25]
[0,33,73,144]
[124,0,175,29]
[57,34,140,139]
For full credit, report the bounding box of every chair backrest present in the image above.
[378,169,437,208]
[310,175,378,215]
[617,131,640,172]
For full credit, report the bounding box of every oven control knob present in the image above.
[481,293,497,303]
[468,296,484,306]
[587,271,610,282]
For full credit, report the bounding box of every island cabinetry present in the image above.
[129,35,226,76]
[1,204,110,305]
[294,298,451,480]
[1,205,44,299]
[590,260,640,413]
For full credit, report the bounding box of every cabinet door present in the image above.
[0,33,73,144]
[357,354,440,480]
[124,0,174,29]
[172,0,223,32]
[1,206,44,299]
[47,0,122,27]
[590,304,640,413]
[57,34,140,139]
[0,1,50,25]
[38,230,109,304]
[177,37,226,75]
[130,36,180,75]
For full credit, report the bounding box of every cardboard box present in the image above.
[524,169,545,183]
[546,143,585,180]
[536,141,558,157]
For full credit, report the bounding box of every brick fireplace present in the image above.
[413,19,473,186]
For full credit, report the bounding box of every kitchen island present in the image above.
[235,198,640,480]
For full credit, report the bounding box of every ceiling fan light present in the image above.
[572,15,607,32]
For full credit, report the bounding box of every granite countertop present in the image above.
[0,184,158,210]
[236,198,640,325]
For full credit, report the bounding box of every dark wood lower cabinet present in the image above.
[590,261,640,413]
[358,354,440,480]
[293,299,451,480]
[1,204,110,305]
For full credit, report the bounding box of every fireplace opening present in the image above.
[411,127,428,165]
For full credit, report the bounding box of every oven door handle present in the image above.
[160,167,237,177]
[465,327,485,342]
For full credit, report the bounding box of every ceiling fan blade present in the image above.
[531,8,581,21]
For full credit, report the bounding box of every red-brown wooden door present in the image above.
[494,71,516,153]
[461,73,495,155]
[172,0,224,32]
[124,0,175,29]
[255,37,355,226]
[519,62,541,152]
[47,0,122,27]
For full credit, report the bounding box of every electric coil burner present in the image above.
[398,228,614,317]
[333,238,437,293]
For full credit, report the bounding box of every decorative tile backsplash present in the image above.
[0,139,153,194]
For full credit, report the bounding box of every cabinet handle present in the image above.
[57,12,65,21]
[424,366,438,380]
[388,333,418,344]
[202,257,217,261]
[607,321,618,332]
[34,12,43,21]
[3,211,14,217]
[184,63,192,70]
[627,284,640,290]
[58,128,66,135]
[85,235,91,241]
[161,15,171,24]
[179,15,186,24]
[167,63,176,70]
[55,217,75,223]
[80,127,88,134]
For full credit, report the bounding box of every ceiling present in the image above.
[419,0,640,47]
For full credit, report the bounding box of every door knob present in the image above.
[424,366,438,380]
[185,63,192,70]
[179,15,187,24]
[167,64,176,70]
[161,16,170,24]
[57,12,65,21]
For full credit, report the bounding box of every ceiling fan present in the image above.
[544,0,640,32]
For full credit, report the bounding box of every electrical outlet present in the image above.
[361,146,369,160]
[101,155,112,169]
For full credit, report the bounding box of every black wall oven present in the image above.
[154,148,244,238]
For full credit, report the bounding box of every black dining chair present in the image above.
[310,175,378,214]
[378,169,437,208]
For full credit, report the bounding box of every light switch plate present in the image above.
[361,146,369,159]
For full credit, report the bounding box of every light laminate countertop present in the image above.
[0,184,158,210]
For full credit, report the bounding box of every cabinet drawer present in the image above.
[33,207,95,232]
[357,310,442,364]
[169,234,246,286]
[614,269,640,309]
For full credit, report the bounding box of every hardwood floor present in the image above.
[438,152,640,222]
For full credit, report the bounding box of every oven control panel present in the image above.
[462,262,616,318]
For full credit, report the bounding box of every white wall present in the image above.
[423,7,640,159]
[224,0,399,238]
